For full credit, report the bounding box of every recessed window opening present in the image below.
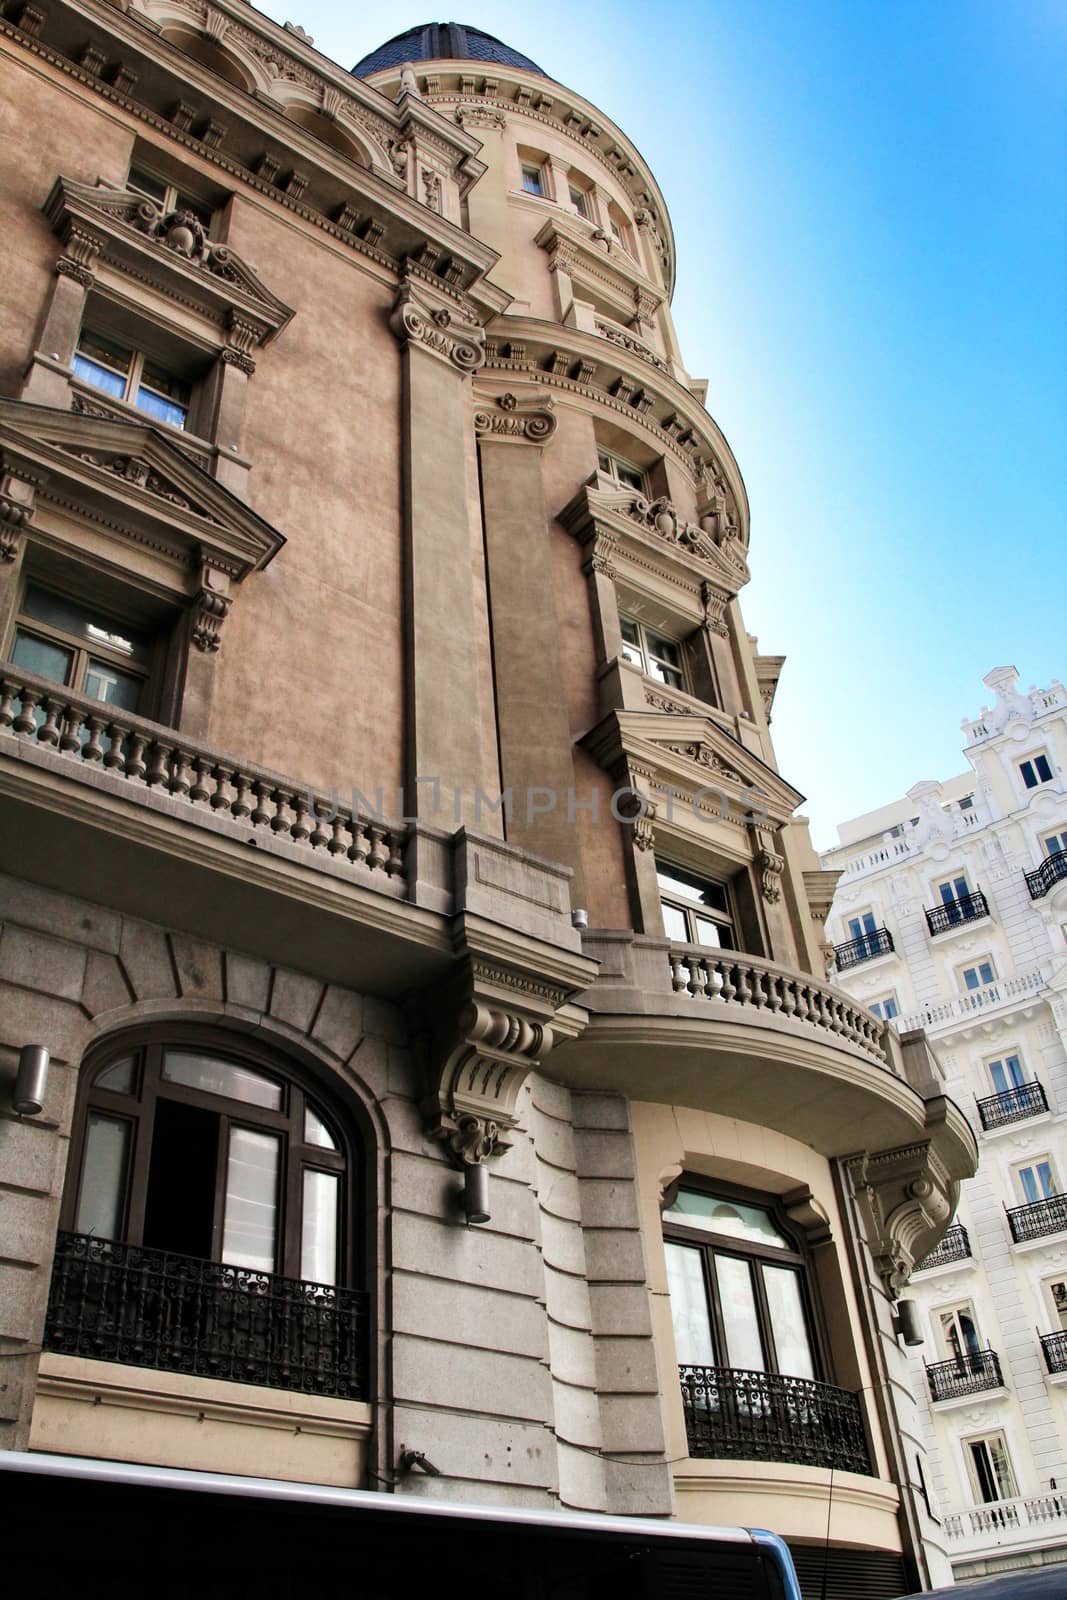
[657,861,734,949]
[74,328,191,430]
[521,162,546,196]
[127,164,214,230]
[11,582,152,713]
[597,447,647,493]
[620,615,685,690]
[1020,752,1054,789]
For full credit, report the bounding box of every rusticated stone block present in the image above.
[392,1271,548,1360]
[578,1177,640,1231]
[0,982,90,1065]
[119,918,176,1001]
[391,1210,544,1299]
[269,968,323,1033]
[390,1403,558,1490]
[392,1335,552,1422]
[0,927,86,1002]
[573,1126,635,1180]
[363,995,407,1044]
[225,952,270,1013]
[0,874,120,953]
[170,933,224,999]
[310,984,363,1060]
[80,951,132,1018]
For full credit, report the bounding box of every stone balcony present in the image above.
[943,1492,1067,1563]
[897,968,1049,1038]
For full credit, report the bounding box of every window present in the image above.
[1016,1158,1057,1204]
[1019,753,1054,789]
[657,862,733,949]
[1045,831,1067,857]
[74,329,190,430]
[11,582,153,714]
[65,1032,353,1287]
[521,163,546,196]
[870,995,899,1022]
[597,448,647,494]
[959,794,974,811]
[965,1433,1017,1505]
[936,872,970,908]
[663,1184,820,1381]
[846,911,886,960]
[936,1302,983,1366]
[127,164,213,230]
[987,1053,1026,1095]
[960,958,996,992]
[620,616,685,689]
[568,183,591,219]
[1044,1278,1067,1332]
[606,205,633,255]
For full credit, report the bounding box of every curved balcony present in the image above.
[678,1364,870,1474]
[1026,850,1067,900]
[555,933,979,1177]
[926,1348,1004,1403]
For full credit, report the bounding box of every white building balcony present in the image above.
[943,1493,1067,1564]
[897,968,1048,1038]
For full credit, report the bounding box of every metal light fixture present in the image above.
[892,1298,924,1347]
[571,908,589,930]
[462,1162,490,1225]
[13,1045,50,1116]
[398,1449,442,1477]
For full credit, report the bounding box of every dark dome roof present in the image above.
[352,23,545,79]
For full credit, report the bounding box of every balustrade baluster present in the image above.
[250,781,273,829]
[348,820,370,867]
[230,773,252,820]
[123,733,147,781]
[190,758,212,805]
[82,715,105,762]
[289,792,311,841]
[669,954,686,993]
[734,962,753,1005]
[689,958,708,999]
[58,707,84,753]
[270,787,292,833]
[37,697,63,746]
[0,680,17,730]
[309,803,331,851]
[718,960,738,1003]
[210,766,232,810]
[368,825,389,871]
[13,688,41,736]
[145,741,170,787]
[101,721,125,767]
[328,816,348,856]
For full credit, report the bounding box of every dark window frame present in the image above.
[61,1024,362,1291]
[662,1174,832,1382]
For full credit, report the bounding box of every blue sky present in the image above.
[261,1,1066,847]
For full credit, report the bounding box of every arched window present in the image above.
[48,1030,367,1398]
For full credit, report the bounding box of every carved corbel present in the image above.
[0,469,37,562]
[423,988,557,1163]
[189,562,232,653]
[473,390,556,444]
[389,279,486,373]
[749,821,785,904]
[701,579,730,639]
[846,1143,956,1296]
[56,223,104,288]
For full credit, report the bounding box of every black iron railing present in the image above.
[914,1224,972,1272]
[833,927,894,970]
[44,1230,369,1399]
[924,891,989,935]
[926,1349,1004,1402]
[678,1364,870,1474]
[1025,851,1067,901]
[976,1080,1048,1131]
[1007,1194,1067,1244]
[1040,1332,1067,1374]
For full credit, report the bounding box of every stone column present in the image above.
[475,391,586,886]
[21,227,103,408]
[390,278,497,831]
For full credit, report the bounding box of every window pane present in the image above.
[75,1113,130,1240]
[304,1104,338,1150]
[621,640,644,669]
[72,355,128,400]
[616,464,644,491]
[135,385,188,429]
[222,1126,279,1272]
[663,1190,791,1249]
[715,1254,765,1371]
[693,915,726,949]
[162,1050,282,1110]
[84,659,142,711]
[21,586,150,664]
[301,1169,339,1285]
[660,901,689,942]
[664,1242,715,1365]
[646,630,681,668]
[762,1265,815,1379]
[521,166,543,194]
[12,630,74,686]
[128,165,168,203]
[96,1055,137,1094]
[656,865,729,915]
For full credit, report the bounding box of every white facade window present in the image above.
[1015,1158,1057,1204]
[620,616,685,690]
[870,994,899,1021]
[521,163,546,196]
[568,183,591,219]
[1019,752,1054,789]
[965,1432,1017,1504]
[936,1302,983,1364]
[1044,830,1067,857]
[1043,1277,1067,1331]
[986,1052,1026,1094]
[935,871,971,905]
[74,329,190,430]
[597,448,647,493]
[959,957,996,992]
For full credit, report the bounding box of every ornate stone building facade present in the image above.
[823,667,1067,1582]
[0,8,975,1594]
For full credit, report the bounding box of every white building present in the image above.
[822,666,1067,1584]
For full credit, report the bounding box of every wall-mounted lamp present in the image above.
[892,1298,924,1347]
[462,1162,490,1226]
[14,1045,50,1117]
[398,1449,442,1477]
[571,908,589,930]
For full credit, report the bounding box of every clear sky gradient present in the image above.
[261,1,1066,846]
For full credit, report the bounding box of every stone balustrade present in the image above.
[667,943,892,1069]
[944,1492,1067,1547]
[897,967,1047,1035]
[0,662,407,885]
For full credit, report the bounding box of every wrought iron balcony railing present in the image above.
[925,1348,1004,1402]
[44,1230,369,1400]
[914,1224,972,1272]
[1007,1193,1067,1245]
[976,1080,1049,1131]
[924,891,989,935]
[1040,1331,1067,1375]
[832,927,894,970]
[1025,851,1067,901]
[678,1364,870,1475]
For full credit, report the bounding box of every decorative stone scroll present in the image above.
[190,563,232,653]
[425,994,556,1162]
[846,1143,957,1296]
[0,468,37,562]
[750,822,785,905]
[473,390,556,443]
[389,280,486,373]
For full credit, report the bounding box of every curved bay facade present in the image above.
[0,7,975,1594]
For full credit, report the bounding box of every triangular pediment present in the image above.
[0,400,284,579]
[558,479,750,600]
[581,707,804,827]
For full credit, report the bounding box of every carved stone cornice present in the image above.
[390,279,486,373]
[44,177,294,347]
[846,1142,958,1296]
[473,390,556,444]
